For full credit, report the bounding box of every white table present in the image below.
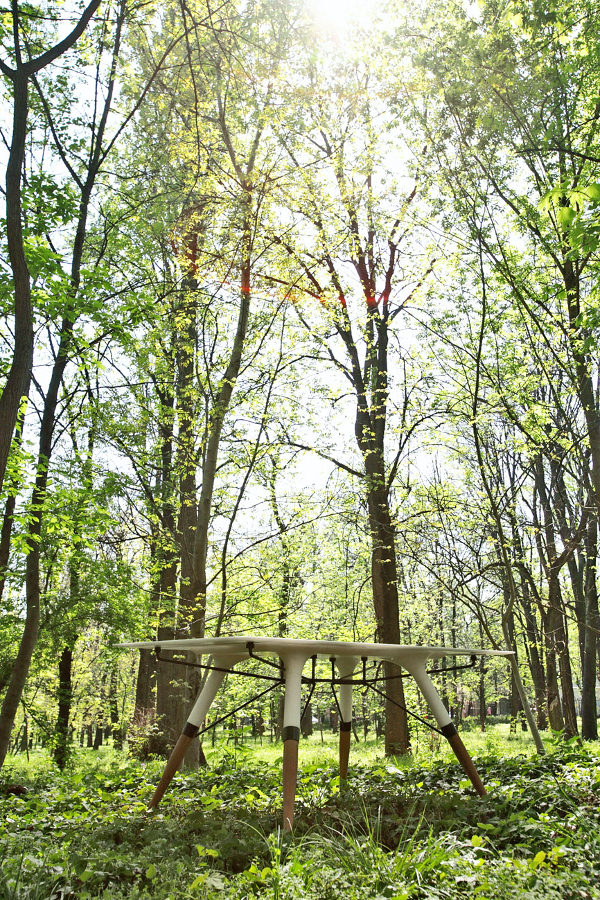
[119,636,513,829]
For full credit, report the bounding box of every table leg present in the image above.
[408,663,486,796]
[148,661,228,810]
[337,657,357,780]
[281,655,306,831]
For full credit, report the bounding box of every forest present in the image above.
[1,0,600,897]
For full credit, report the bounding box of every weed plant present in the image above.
[0,727,599,899]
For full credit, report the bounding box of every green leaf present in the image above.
[557,206,575,229]
[205,872,226,890]
[582,183,600,202]
[71,853,87,877]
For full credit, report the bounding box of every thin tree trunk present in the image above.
[109,665,122,749]
[556,592,578,739]
[511,518,548,730]
[0,328,73,768]
[581,518,598,739]
[0,72,33,495]
[543,597,565,732]
[478,622,486,731]
[188,211,251,630]
[472,250,544,752]
[0,414,25,604]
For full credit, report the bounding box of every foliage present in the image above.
[0,733,599,899]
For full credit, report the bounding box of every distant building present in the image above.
[570,680,600,717]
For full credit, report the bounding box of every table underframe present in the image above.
[147,646,487,829]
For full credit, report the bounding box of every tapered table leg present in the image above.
[148,660,230,810]
[281,655,306,831]
[337,657,357,780]
[339,725,351,779]
[442,725,486,796]
[282,732,299,830]
[148,724,199,809]
[407,662,487,796]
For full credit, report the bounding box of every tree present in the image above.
[398,0,600,740]
[0,0,176,769]
[0,0,102,495]
[274,46,437,753]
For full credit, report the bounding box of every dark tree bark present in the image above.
[0,415,24,604]
[478,622,486,732]
[533,457,582,738]
[542,591,566,733]
[53,646,74,770]
[0,68,35,498]
[134,648,156,721]
[93,725,103,751]
[510,515,548,730]
[301,702,313,738]
[108,665,122,750]
[582,518,599,740]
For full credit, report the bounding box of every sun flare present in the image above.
[305,0,380,36]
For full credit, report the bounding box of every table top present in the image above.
[117,635,514,663]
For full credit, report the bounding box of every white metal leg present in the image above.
[403,660,486,796]
[281,653,308,830]
[337,656,357,779]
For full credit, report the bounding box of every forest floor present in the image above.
[1,726,599,899]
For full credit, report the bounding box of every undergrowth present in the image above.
[1,730,599,899]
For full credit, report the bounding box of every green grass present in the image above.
[228,720,549,768]
[1,727,599,899]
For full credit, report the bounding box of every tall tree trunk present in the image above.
[471,273,544,753]
[180,197,252,766]
[150,331,181,755]
[109,664,122,749]
[134,648,156,720]
[563,258,600,522]
[0,414,25,604]
[368,481,410,755]
[543,591,565,732]
[511,517,548,729]
[555,585,578,739]
[0,3,121,768]
[506,607,523,732]
[134,546,160,722]
[0,72,33,496]
[582,518,599,739]
[188,205,252,629]
[0,567,40,768]
[53,646,74,770]
[478,626,486,733]
[533,455,580,738]
[519,588,548,731]
[172,284,200,766]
